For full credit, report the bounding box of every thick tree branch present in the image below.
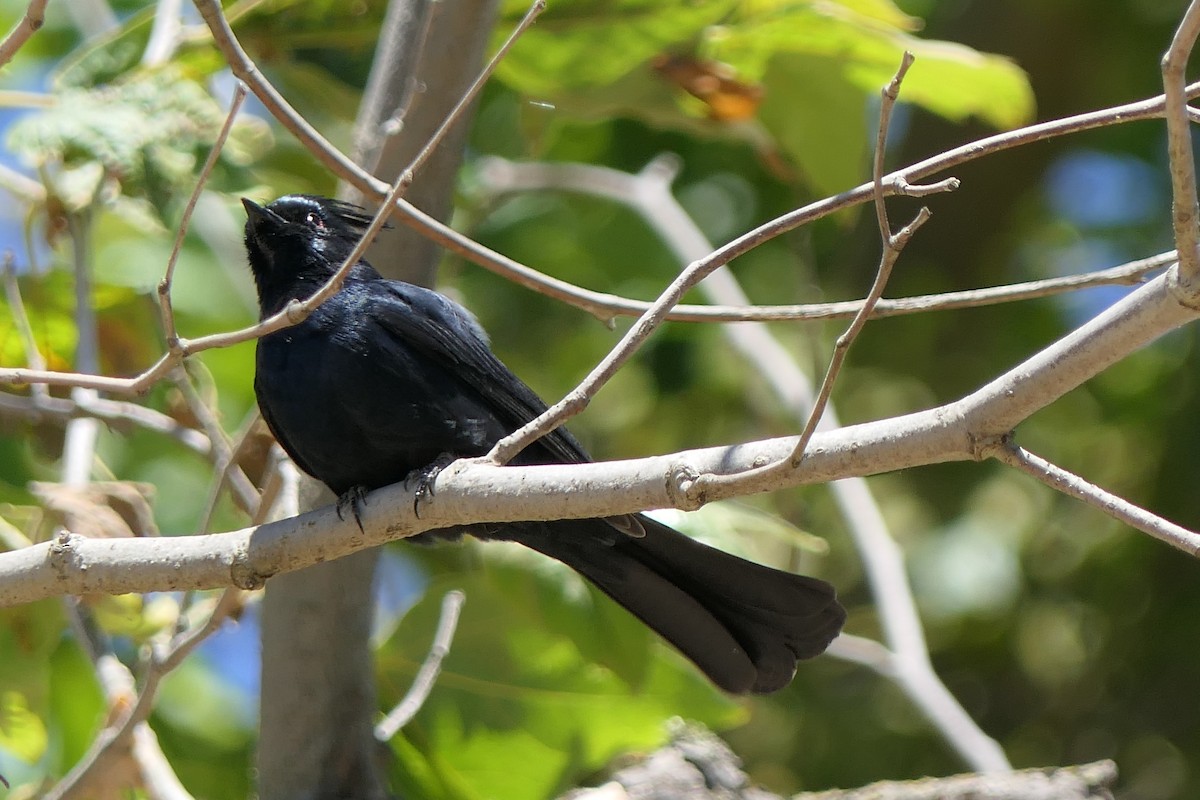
[5,264,1198,605]
[253,1,502,798]
[560,725,1114,800]
[383,91,1009,773]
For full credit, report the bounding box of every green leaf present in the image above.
[495,0,738,95]
[649,500,833,560]
[52,4,228,89]
[704,3,1034,129]
[380,551,745,800]
[48,637,105,770]
[490,0,1033,196]
[850,36,1035,129]
[759,53,870,199]
[0,691,48,764]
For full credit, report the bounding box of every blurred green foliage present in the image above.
[0,0,1197,799]
[491,0,1032,196]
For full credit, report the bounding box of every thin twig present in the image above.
[790,52,920,468]
[800,216,930,457]
[2,251,49,398]
[1162,1,1200,287]
[196,405,263,529]
[375,589,465,741]
[172,368,260,515]
[193,0,1200,323]
[0,0,48,69]
[484,246,709,463]
[46,589,240,800]
[399,0,544,187]
[0,390,211,453]
[994,440,1200,557]
[259,446,301,523]
[276,0,545,329]
[158,83,248,348]
[683,54,931,501]
[478,156,1174,321]
[252,444,289,526]
[0,355,171,393]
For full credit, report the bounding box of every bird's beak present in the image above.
[242,198,282,234]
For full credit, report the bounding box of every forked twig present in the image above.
[192,0,1200,327]
[684,53,932,502]
[375,589,465,740]
[478,156,1174,320]
[788,54,929,466]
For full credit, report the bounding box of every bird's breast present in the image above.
[254,323,504,493]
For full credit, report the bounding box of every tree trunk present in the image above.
[255,0,498,797]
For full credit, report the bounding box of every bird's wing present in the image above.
[367,280,594,466]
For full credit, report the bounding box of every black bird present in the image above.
[242,194,845,694]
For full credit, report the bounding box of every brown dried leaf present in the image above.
[30,480,158,539]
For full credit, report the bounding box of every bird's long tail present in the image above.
[503,515,845,694]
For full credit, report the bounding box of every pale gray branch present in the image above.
[995,441,1200,556]
[1162,1,1200,287]
[0,390,211,454]
[0,0,47,68]
[374,589,465,741]
[5,266,1197,605]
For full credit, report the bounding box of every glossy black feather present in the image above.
[243,194,845,693]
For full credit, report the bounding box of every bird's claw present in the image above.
[407,454,457,518]
[336,485,369,532]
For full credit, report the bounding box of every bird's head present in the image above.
[242,194,381,315]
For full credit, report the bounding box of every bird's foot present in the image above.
[407,453,457,518]
[336,485,369,532]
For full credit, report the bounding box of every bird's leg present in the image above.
[406,453,458,518]
[335,485,369,532]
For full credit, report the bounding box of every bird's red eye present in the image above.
[305,212,325,229]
